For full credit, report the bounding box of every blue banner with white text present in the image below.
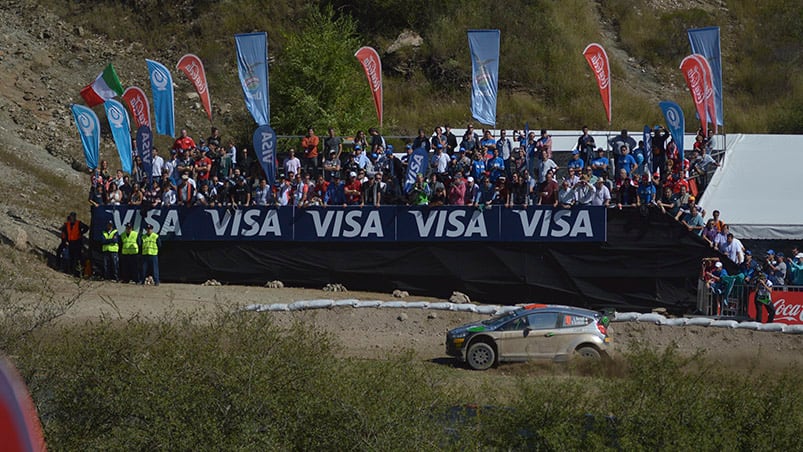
[659,101,685,162]
[235,32,270,126]
[468,29,500,127]
[146,59,175,137]
[136,125,153,185]
[253,124,277,186]
[403,146,430,193]
[70,104,101,170]
[687,27,723,126]
[103,99,133,174]
[90,206,607,243]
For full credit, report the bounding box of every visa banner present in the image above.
[146,59,175,137]
[70,103,101,170]
[103,99,133,174]
[136,125,153,185]
[403,146,429,193]
[235,32,270,126]
[91,206,607,243]
[467,29,500,127]
[253,124,277,186]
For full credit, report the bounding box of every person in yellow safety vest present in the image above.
[139,223,161,286]
[120,222,140,284]
[101,220,120,281]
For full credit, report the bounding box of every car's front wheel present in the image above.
[575,346,601,359]
[466,341,496,370]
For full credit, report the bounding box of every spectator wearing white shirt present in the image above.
[284,149,301,178]
[591,178,611,206]
[151,147,165,179]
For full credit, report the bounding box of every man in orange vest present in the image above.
[59,212,89,276]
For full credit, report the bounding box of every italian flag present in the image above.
[80,64,124,107]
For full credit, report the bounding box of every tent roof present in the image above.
[699,134,803,240]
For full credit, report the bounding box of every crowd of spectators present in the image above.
[87,123,722,211]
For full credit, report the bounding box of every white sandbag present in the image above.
[494,306,520,316]
[613,312,641,322]
[662,318,688,327]
[782,325,803,334]
[243,304,261,311]
[637,313,667,324]
[734,321,761,330]
[756,323,785,332]
[476,305,502,315]
[289,299,333,311]
[379,301,409,308]
[453,303,478,313]
[354,300,382,308]
[428,302,455,311]
[709,320,739,329]
[686,317,714,327]
[405,301,430,309]
[333,299,359,307]
[266,303,289,312]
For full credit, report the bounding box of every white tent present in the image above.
[699,134,803,240]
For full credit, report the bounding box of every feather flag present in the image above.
[582,43,612,125]
[176,54,213,122]
[354,47,383,127]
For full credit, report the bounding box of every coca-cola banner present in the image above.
[122,86,151,129]
[354,46,383,127]
[176,53,213,122]
[748,290,803,325]
[582,43,611,124]
[679,55,709,136]
[692,54,717,135]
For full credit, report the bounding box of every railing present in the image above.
[697,281,803,319]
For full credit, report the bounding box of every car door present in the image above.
[550,313,594,359]
[522,312,561,358]
[493,315,531,361]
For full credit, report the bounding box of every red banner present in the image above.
[747,290,803,325]
[121,86,151,129]
[680,55,709,136]
[354,46,383,127]
[582,43,612,125]
[692,54,717,135]
[176,53,213,122]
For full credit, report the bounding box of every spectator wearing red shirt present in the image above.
[344,171,362,205]
[173,129,196,153]
[537,170,559,207]
[194,150,212,184]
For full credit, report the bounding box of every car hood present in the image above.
[448,321,493,336]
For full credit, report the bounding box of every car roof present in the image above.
[518,304,600,317]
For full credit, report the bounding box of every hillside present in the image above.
[0,0,801,258]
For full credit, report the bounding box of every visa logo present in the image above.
[306,210,384,238]
[206,209,282,237]
[514,209,594,238]
[408,210,488,238]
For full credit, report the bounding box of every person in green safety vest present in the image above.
[139,223,161,286]
[101,220,120,281]
[119,222,140,283]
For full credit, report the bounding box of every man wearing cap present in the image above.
[787,252,803,285]
[120,222,140,283]
[739,250,762,284]
[59,212,89,276]
[101,220,120,282]
[766,251,787,286]
[344,171,362,205]
[591,177,611,207]
[567,149,585,176]
[464,176,480,206]
[140,223,161,286]
[590,148,609,178]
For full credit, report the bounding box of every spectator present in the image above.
[429,183,447,207]
[448,174,467,206]
[460,124,480,152]
[207,126,222,148]
[413,128,431,152]
[702,219,718,245]
[477,177,497,208]
[131,155,146,186]
[567,149,585,175]
[352,130,368,152]
[538,170,559,207]
[323,127,342,160]
[323,175,345,206]
[767,251,787,286]
[507,172,528,208]
[710,210,725,232]
[368,127,386,154]
[609,129,637,161]
[323,150,341,182]
[616,145,637,177]
[613,168,637,206]
[465,176,479,206]
[557,178,574,208]
[161,183,177,207]
[431,126,447,151]
[681,205,705,236]
[721,233,745,264]
[301,127,320,177]
[754,273,775,323]
[194,149,212,184]
[480,129,496,156]
[507,147,526,177]
[88,181,106,207]
[657,186,677,216]
[151,147,165,180]
[408,173,429,205]
[284,149,301,179]
[119,175,133,204]
[129,182,144,207]
[176,173,196,207]
[487,149,505,182]
[787,252,803,285]
[496,129,513,160]
[740,250,762,284]
[430,144,450,179]
[253,179,273,206]
[636,174,656,206]
[444,125,458,153]
[536,149,558,184]
[535,129,553,160]
[590,148,609,178]
[470,152,486,182]
[572,175,596,206]
[576,125,596,164]
[591,177,611,207]
[344,171,362,205]
[173,129,196,153]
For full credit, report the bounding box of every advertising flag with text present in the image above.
[122,86,151,129]
[177,53,213,122]
[680,55,708,136]
[582,43,612,124]
[354,46,383,127]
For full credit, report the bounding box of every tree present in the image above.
[271,6,374,134]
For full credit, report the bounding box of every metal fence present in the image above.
[697,281,803,318]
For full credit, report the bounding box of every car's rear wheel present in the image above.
[466,341,496,370]
[575,346,601,359]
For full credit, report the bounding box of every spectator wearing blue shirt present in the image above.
[636,174,657,206]
[480,129,497,157]
[590,148,609,178]
[567,150,585,177]
[323,175,346,206]
[681,205,705,236]
[487,149,505,182]
[471,155,486,181]
[616,145,637,177]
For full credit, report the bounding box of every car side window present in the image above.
[525,312,559,330]
[560,314,592,328]
[499,316,529,331]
